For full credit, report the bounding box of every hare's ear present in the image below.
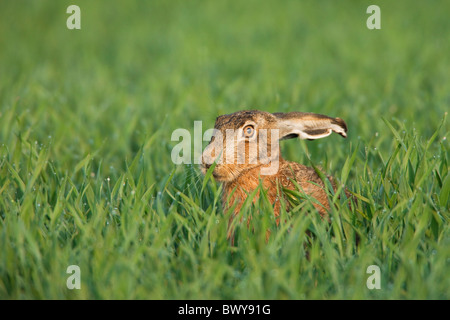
[273,112,347,140]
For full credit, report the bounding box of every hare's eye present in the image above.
[243,125,255,138]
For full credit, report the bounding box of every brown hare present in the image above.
[200,110,348,238]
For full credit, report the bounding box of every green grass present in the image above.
[0,0,449,299]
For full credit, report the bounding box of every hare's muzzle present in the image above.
[200,153,213,175]
[200,142,218,173]
[203,163,211,169]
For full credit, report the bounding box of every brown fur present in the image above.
[201,110,348,240]
[222,160,335,216]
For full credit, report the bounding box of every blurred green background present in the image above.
[0,1,448,299]
[1,0,448,173]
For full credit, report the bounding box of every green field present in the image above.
[0,0,449,299]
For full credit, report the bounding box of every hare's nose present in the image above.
[203,163,211,170]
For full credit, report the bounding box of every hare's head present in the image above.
[201,110,347,182]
